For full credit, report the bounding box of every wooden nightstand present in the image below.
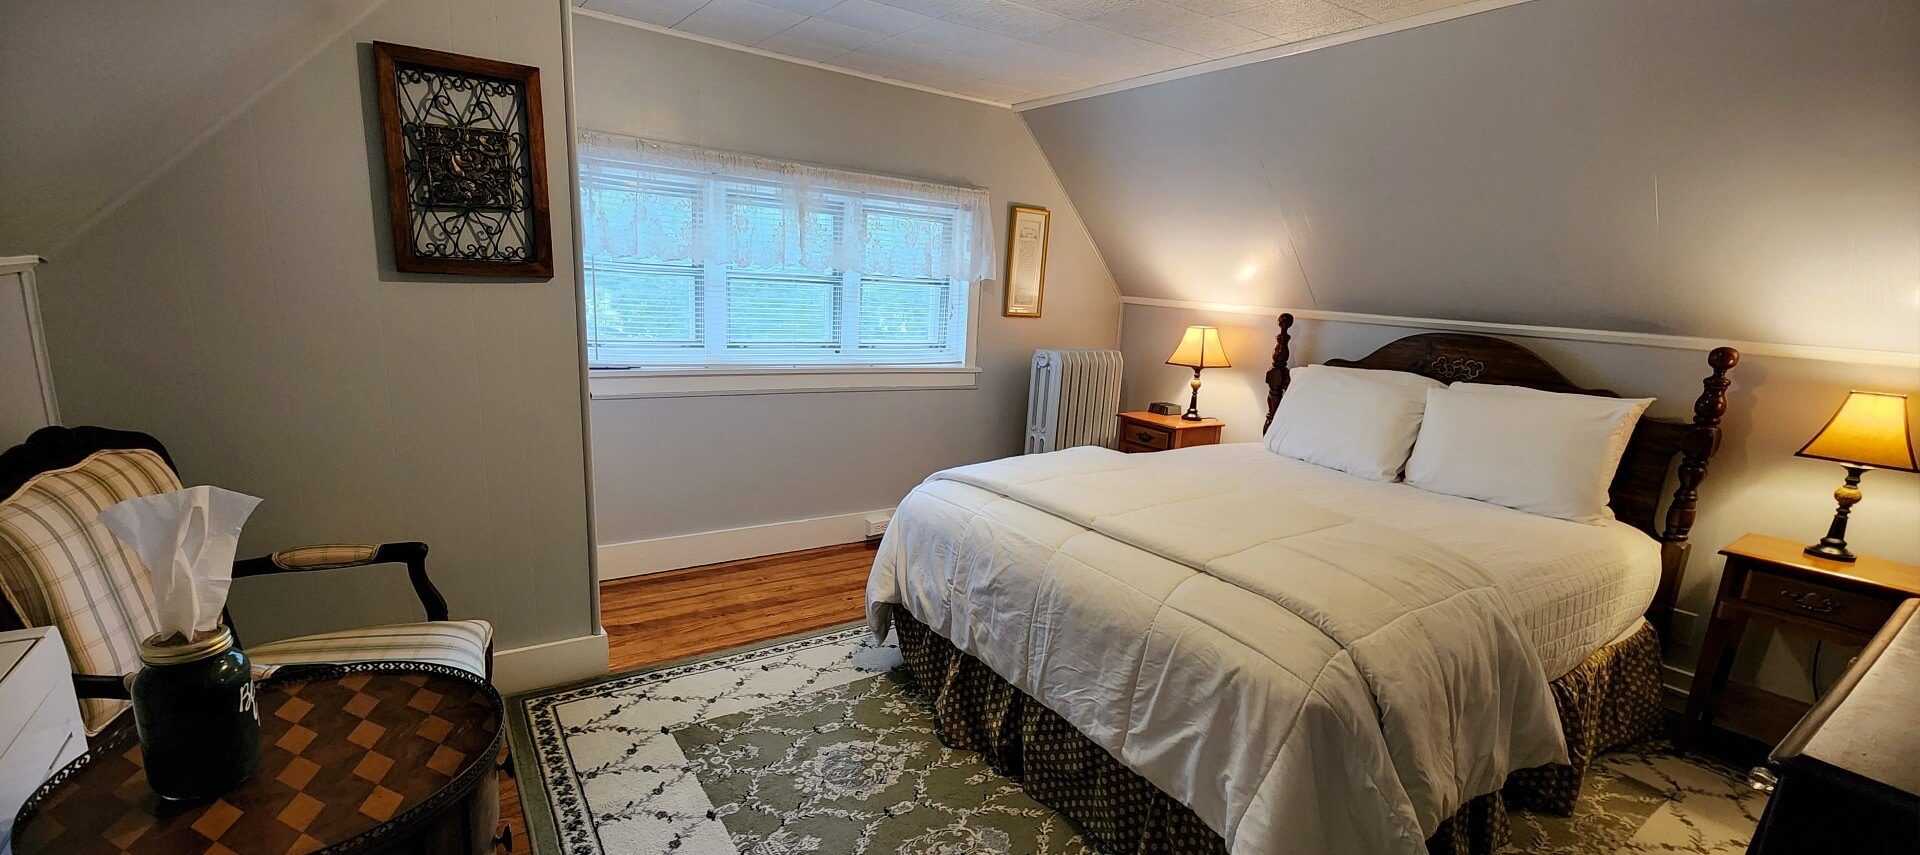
[1116,411,1223,453]
[1681,533,1920,743]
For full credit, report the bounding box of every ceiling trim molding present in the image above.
[1120,296,1920,369]
[1014,0,1539,112]
[571,7,1015,110]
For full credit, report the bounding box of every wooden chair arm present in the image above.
[73,673,132,700]
[232,541,449,621]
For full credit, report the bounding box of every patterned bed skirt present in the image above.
[892,610,1664,855]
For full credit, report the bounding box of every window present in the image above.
[578,132,992,383]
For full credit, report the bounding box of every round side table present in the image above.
[12,662,504,855]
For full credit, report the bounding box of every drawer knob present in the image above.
[1782,589,1842,614]
[1135,431,1155,442]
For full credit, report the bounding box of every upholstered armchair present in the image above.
[0,426,492,734]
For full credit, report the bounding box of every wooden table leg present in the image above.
[1681,610,1748,745]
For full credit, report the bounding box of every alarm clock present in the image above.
[1148,401,1182,416]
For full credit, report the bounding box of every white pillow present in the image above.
[1265,365,1445,481]
[1404,384,1653,523]
[1308,364,1446,391]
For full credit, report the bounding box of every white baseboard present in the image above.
[493,631,610,694]
[1661,607,1701,696]
[1662,663,1694,695]
[598,508,893,581]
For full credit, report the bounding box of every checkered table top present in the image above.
[12,663,501,855]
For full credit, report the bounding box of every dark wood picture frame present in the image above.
[1261,313,1740,646]
[373,41,553,278]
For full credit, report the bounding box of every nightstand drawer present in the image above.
[1121,423,1171,450]
[1742,568,1896,632]
[1114,412,1222,454]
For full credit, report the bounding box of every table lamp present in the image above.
[1166,325,1230,420]
[1796,390,1917,562]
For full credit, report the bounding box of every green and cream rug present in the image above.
[506,627,1766,855]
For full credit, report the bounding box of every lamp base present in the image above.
[1181,369,1203,420]
[1804,465,1866,564]
[1803,540,1857,563]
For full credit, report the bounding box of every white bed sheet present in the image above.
[890,439,1658,672]
[1162,444,1664,678]
[890,442,1661,676]
[867,443,1662,853]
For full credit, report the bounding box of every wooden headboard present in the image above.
[1260,313,1740,644]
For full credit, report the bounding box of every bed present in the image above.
[867,315,1740,855]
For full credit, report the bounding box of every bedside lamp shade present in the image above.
[1166,326,1228,421]
[1166,326,1230,369]
[1797,391,1918,472]
[1798,391,1917,563]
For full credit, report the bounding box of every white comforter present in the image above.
[868,443,1662,855]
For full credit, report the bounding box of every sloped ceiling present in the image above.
[0,0,384,255]
[1021,0,1920,353]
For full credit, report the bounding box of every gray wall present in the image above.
[1023,0,1920,354]
[25,0,596,651]
[0,0,386,256]
[1047,0,1920,703]
[1121,305,1920,701]
[574,15,1121,546]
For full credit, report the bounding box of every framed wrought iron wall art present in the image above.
[373,42,553,277]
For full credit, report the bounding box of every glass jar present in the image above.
[130,625,261,801]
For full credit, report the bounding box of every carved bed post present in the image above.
[1648,346,1739,647]
[1262,313,1295,433]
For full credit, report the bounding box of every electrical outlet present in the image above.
[864,513,893,539]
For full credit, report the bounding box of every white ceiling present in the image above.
[576,0,1482,106]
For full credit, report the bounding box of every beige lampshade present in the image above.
[1797,391,1919,472]
[1166,326,1230,369]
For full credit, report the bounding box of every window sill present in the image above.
[588,366,981,399]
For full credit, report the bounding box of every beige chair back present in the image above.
[0,448,178,732]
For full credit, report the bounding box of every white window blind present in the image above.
[579,131,993,369]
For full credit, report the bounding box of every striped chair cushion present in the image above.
[247,619,492,679]
[0,449,176,733]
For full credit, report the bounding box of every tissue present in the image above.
[100,486,262,644]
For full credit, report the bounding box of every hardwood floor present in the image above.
[496,540,879,852]
[600,541,879,672]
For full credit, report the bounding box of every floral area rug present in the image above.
[506,626,1764,855]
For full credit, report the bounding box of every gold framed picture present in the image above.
[1003,204,1050,318]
